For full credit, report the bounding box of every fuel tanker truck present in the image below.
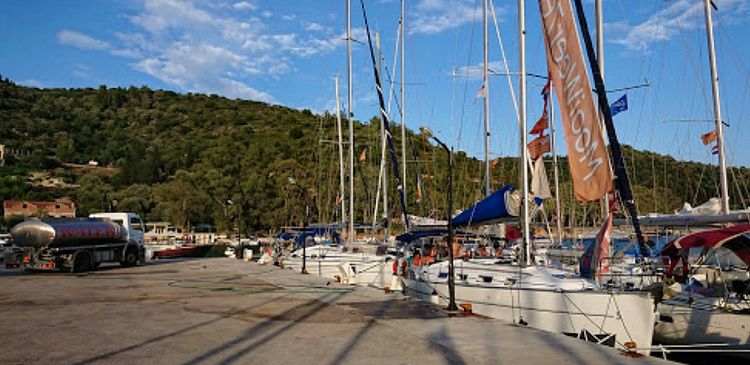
[8,212,145,272]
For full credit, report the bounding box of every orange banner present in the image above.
[538,0,612,201]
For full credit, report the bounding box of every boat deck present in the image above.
[0,258,676,365]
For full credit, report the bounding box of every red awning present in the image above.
[661,224,750,265]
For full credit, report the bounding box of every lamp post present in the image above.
[288,177,309,274]
[420,127,458,311]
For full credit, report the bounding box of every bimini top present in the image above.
[660,224,750,265]
[451,185,519,227]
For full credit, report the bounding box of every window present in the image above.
[130,217,143,231]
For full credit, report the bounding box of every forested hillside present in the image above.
[1,78,748,233]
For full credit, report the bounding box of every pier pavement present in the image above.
[0,258,677,365]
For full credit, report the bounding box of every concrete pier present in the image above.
[0,258,676,364]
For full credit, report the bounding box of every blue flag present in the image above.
[610,94,628,117]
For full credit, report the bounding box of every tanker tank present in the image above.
[11,218,127,249]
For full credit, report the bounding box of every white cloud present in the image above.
[18,79,47,88]
[610,0,750,52]
[233,1,256,11]
[304,22,324,32]
[72,64,93,79]
[410,0,504,35]
[134,43,275,102]
[57,29,110,50]
[56,0,357,103]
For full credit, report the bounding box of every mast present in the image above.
[550,87,563,245]
[595,0,610,219]
[400,0,408,210]
[347,0,355,244]
[375,31,390,239]
[334,76,347,224]
[703,0,730,214]
[358,0,410,231]
[519,0,530,266]
[483,0,491,197]
[572,0,647,253]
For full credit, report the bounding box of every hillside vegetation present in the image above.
[1,78,748,233]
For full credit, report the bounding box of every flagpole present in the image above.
[703,0,730,214]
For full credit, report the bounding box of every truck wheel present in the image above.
[73,251,92,273]
[121,247,138,267]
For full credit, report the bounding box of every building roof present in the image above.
[3,199,75,210]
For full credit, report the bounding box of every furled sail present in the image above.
[451,185,519,227]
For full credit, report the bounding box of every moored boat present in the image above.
[152,244,214,259]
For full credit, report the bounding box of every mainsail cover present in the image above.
[451,185,519,227]
[538,0,613,201]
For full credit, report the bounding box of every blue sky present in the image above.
[1,0,749,170]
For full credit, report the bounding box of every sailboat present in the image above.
[648,1,750,353]
[282,0,397,289]
[654,225,750,350]
[400,0,657,355]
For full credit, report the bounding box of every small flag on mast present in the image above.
[701,130,717,145]
[527,134,551,160]
[711,144,719,155]
[530,78,552,135]
[530,113,548,135]
[475,83,486,98]
[610,94,628,116]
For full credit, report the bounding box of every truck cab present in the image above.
[89,212,145,246]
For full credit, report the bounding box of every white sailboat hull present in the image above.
[283,246,397,289]
[655,294,750,349]
[401,265,656,355]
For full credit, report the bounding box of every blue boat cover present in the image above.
[396,229,447,243]
[451,185,518,227]
[395,229,479,244]
[294,227,341,248]
[275,232,295,240]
